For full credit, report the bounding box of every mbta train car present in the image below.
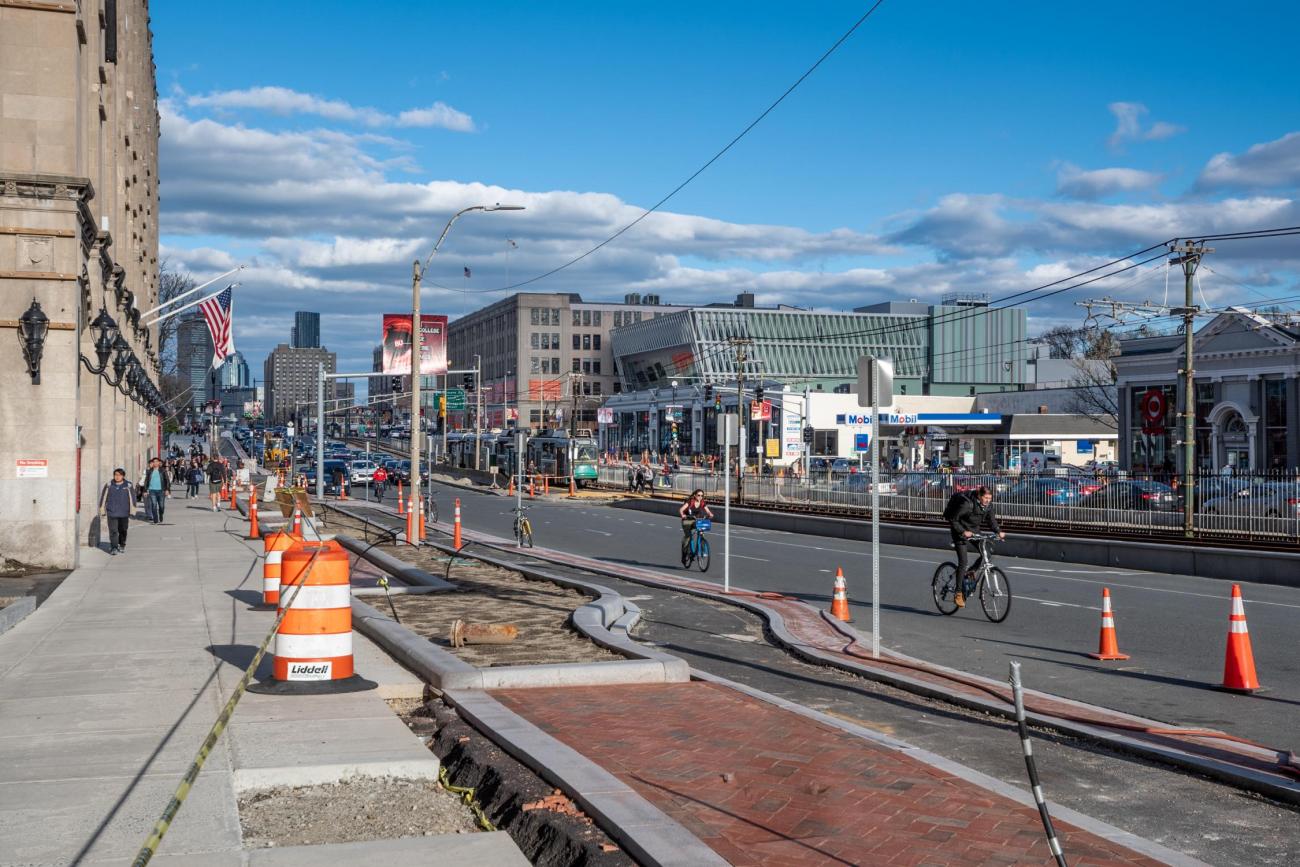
[526,430,599,487]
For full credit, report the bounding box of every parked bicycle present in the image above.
[513,504,534,548]
[680,518,711,572]
[931,532,1012,622]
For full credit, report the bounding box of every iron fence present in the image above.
[600,462,1300,544]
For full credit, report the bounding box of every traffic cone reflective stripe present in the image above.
[507,478,515,496]
[830,568,852,622]
[1222,584,1260,692]
[248,486,261,540]
[262,530,302,606]
[397,481,405,514]
[569,477,577,497]
[453,498,462,549]
[1088,588,1129,660]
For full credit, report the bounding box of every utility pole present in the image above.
[570,372,582,436]
[409,260,423,516]
[1170,240,1213,537]
[474,354,482,471]
[730,338,751,502]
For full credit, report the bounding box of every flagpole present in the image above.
[142,265,243,317]
[144,283,239,327]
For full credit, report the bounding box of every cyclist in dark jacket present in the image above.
[948,487,1004,608]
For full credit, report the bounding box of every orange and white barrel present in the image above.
[262,530,302,606]
[274,542,353,682]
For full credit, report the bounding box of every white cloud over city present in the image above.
[157,93,1300,381]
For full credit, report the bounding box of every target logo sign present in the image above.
[1141,389,1166,432]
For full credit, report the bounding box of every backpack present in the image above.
[942,490,973,522]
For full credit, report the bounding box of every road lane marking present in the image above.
[1005,568,1300,609]
[583,529,612,537]
[728,554,767,562]
[1018,595,1099,611]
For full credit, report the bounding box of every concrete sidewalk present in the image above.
[0,500,527,865]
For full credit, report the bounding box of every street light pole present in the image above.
[408,204,524,517]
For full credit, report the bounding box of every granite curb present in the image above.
[443,688,729,867]
[0,595,37,637]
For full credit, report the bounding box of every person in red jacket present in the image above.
[372,465,389,502]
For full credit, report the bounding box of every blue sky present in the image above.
[152,1,1300,388]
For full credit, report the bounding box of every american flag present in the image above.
[199,285,235,368]
[463,266,472,278]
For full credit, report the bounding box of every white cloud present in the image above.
[1056,164,1162,199]
[1196,131,1300,192]
[1107,101,1185,149]
[185,85,476,132]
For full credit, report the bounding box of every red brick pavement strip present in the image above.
[494,682,1170,867]
[449,524,1298,787]
[331,502,1297,788]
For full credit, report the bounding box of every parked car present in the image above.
[1201,482,1300,518]
[836,474,896,495]
[1185,476,1250,511]
[891,472,949,498]
[1077,480,1177,512]
[1005,477,1082,506]
[830,458,857,475]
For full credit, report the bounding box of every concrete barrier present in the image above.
[612,498,1300,587]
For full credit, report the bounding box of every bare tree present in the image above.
[1039,324,1088,359]
[157,260,196,375]
[1067,327,1120,425]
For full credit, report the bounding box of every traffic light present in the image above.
[390,377,400,392]
[704,384,713,403]
[755,386,765,403]
[438,394,446,417]
[462,373,474,392]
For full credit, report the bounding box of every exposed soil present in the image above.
[328,510,621,668]
[238,776,480,848]
[398,699,635,867]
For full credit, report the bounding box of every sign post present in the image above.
[723,414,732,594]
[858,356,894,660]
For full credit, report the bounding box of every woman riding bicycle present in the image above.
[679,489,714,555]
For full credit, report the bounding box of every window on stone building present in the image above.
[582,335,591,350]
[530,308,540,326]
[593,335,601,350]
[531,356,540,374]
[1265,379,1288,471]
[572,358,581,373]
[582,310,592,327]
[593,311,602,327]
[573,310,582,326]
[530,333,539,349]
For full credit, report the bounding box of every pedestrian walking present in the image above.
[187,459,203,498]
[98,468,137,554]
[141,456,171,523]
[206,454,225,511]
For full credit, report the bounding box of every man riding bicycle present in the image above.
[946,486,1004,608]
[679,489,714,557]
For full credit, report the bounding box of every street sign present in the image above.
[446,388,467,411]
[854,432,871,452]
[856,356,894,408]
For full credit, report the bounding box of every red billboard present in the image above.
[382,314,448,375]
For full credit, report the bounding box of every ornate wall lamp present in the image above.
[19,299,49,384]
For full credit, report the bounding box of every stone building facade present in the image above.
[1114,309,1300,474]
[1,0,160,568]
[263,344,337,425]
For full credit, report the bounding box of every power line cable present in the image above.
[427,2,890,295]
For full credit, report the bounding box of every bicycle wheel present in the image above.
[427,501,439,524]
[680,543,691,568]
[979,567,1012,623]
[931,562,960,615]
[520,519,534,548]
[696,536,710,572]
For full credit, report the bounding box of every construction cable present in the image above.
[132,546,325,867]
[1009,662,1069,867]
[438,765,496,832]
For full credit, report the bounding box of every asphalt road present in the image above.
[370,478,1300,750]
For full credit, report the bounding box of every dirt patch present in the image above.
[238,776,480,848]
[329,510,621,668]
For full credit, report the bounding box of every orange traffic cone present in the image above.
[229,483,238,511]
[453,498,462,549]
[568,477,577,497]
[529,478,535,498]
[830,568,851,622]
[543,476,549,495]
[1221,584,1261,693]
[508,477,515,496]
[397,481,405,515]
[247,487,261,540]
[1088,588,1129,660]
[290,507,303,539]
[405,498,416,545]
[419,500,426,541]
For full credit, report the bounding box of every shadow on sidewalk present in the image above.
[224,588,265,608]
[68,662,223,865]
[1014,654,1300,708]
[206,643,274,680]
[628,772,857,866]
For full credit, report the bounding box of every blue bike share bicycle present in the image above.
[681,518,711,571]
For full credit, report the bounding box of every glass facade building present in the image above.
[611,301,1027,396]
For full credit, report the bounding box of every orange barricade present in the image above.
[274,542,353,682]
[261,530,302,606]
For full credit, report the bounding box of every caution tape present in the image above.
[131,546,324,867]
[438,765,496,832]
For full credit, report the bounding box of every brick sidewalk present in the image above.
[494,682,1168,866]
